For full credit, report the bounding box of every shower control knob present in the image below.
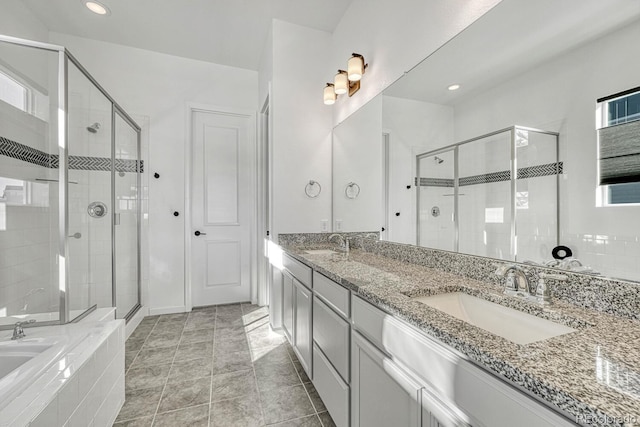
[173,211,179,217]
[195,230,207,236]
[395,212,401,216]
[154,173,160,179]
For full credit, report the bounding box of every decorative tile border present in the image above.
[415,161,563,187]
[1,136,143,173]
[278,232,640,321]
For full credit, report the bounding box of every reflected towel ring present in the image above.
[345,182,360,199]
[305,180,322,198]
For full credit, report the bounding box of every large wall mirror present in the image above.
[332,0,640,283]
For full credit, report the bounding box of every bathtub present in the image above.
[0,335,83,412]
[0,311,124,426]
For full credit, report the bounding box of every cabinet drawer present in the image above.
[313,297,350,382]
[313,344,349,427]
[351,295,388,351]
[313,271,350,318]
[283,253,312,288]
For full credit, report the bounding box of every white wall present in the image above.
[333,95,383,232]
[329,0,502,125]
[453,19,640,280]
[270,20,333,237]
[49,32,258,314]
[382,95,454,244]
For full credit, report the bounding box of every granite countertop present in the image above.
[281,244,640,427]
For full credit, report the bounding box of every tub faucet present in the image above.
[12,319,36,340]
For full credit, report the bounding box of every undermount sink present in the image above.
[412,292,576,345]
[304,249,338,255]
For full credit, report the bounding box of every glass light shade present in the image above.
[323,85,336,105]
[334,71,348,95]
[85,1,110,15]
[348,56,364,81]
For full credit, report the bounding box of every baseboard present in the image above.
[149,305,188,316]
[125,306,148,339]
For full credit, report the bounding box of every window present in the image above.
[0,70,28,111]
[597,88,640,205]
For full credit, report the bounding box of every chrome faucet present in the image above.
[328,234,350,254]
[495,264,530,297]
[12,319,36,340]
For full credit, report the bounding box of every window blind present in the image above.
[598,119,640,185]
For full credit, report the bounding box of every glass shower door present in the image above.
[114,110,140,319]
[67,61,113,320]
[417,149,456,251]
[458,131,512,260]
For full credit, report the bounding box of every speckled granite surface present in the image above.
[278,235,640,427]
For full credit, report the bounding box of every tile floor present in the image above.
[113,303,336,427]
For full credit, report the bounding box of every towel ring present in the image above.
[345,182,360,199]
[305,180,321,198]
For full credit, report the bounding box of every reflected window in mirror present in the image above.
[597,88,640,205]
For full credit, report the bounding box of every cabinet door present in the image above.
[352,331,422,427]
[421,388,471,427]
[293,278,312,377]
[269,266,283,330]
[282,272,294,341]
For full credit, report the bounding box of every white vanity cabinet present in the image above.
[282,271,294,341]
[351,295,577,427]
[312,271,352,427]
[351,331,422,427]
[293,278,313,374]
[281,254,313,379]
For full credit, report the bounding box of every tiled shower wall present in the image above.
[0,103,58,318]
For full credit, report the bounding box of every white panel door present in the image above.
[191,109,253,305]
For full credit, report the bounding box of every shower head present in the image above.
[434,156,444,164]
[87,122,101,133]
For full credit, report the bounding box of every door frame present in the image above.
[185,103,258,311]
[257,88,272,306]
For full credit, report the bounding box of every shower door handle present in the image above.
[195,230,207,236]
[114,213,121,225]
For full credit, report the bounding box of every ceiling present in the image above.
[384,0,640,105]
[22,0,353,70]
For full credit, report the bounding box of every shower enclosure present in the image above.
[416,126,560,262]
[0,34,141,327]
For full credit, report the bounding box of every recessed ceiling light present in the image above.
[448,84,461,91]
[85,1,111,15]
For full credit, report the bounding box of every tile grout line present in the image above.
[124,316,159,377]
[149,316,187,426]
[244,303,270,427]
[207,305,217,427]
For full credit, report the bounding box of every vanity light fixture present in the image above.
[85,0,111,15]
[324,83,337,105]
[334,70,349,95]
[448,84,461,91]
[324,53,368,105]
[348,54,367,81]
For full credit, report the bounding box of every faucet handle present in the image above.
[535,273,567,305]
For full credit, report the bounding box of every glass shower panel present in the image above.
[0,42,60,325]
[114,112,139,319]
[514,129,558,262]
[458,131,513,259]
[67,62,113,320]
[417,150,456,251]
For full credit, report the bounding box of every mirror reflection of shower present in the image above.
[87,122,101,133]
[434,156,444,164]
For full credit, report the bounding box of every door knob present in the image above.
[195,230,207,236]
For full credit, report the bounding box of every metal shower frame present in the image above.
[0,34,142,326]
[415,125,560,260]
